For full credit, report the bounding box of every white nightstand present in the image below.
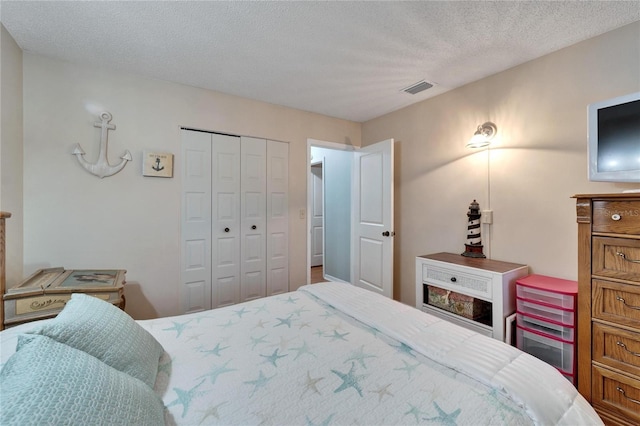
[416,252,528,341]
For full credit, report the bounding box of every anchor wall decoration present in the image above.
[72,111,131,178]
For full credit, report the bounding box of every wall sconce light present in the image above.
[467,122,497,148]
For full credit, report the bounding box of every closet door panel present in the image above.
[181,130,212,313]
[212,134,241,308]
[240,137,267,302]
[267,140,289,296]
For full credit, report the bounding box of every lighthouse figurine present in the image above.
[461,200,486,258]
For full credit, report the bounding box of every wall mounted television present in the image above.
[588,91,640,182]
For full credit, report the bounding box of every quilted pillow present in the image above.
[28,293,164,388]
[0,334,165,426]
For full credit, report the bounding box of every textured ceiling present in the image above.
[1,1,639,122]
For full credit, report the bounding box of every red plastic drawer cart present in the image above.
[515,274,578,384]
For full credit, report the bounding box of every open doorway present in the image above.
[306,139,355,285]
[310,161,324,283]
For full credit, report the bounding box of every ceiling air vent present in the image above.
[402,80,433,95]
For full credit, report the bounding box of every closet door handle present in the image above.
[251,225,257,230]
[224,227,230,233]
[617,252,640,264]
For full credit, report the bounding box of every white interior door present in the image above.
[310,163,324,267]
[181,130,212,313]
[211,134,241,308]
[240,136,267,302]
[352,139,394,298]
[266,140,289,296]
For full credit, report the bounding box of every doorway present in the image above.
[306,140,355,285]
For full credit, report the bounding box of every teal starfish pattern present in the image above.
[274,314,294,328]
[199,342,229,357]
[233,307,249,318]
[250,334,269,349]
[198,360,236,384]
[394,359,421,379]
[345,345,376,368]
[163,320,192,338]
[244,370,274,397]
[254,303,269,314]
[218,319,236,329]
[290,341,316,360]
[260,348,288,367]
[282,295,298,304]
[327,330,349,341]
[404,403,427,423]
[423,401,461,425]
[166,379,208,418]
[391,341,416,357]
[331,362,366,397]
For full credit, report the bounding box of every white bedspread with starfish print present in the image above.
[132,281,600,425]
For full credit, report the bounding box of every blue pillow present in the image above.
[29,293,164,388]
[0,334,166,426]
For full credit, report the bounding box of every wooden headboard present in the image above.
[1,211,11,331]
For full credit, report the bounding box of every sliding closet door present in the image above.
[266,140,289,295]
[240,137,267,302]
[181,130,212,313]
[211,134,241,308]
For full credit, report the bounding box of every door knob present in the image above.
[251,225,257,230]
[382,231,390,237]
[224,227,230,233]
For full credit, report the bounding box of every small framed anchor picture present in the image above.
[143,151,174,178]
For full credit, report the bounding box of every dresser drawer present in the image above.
[422,264,492,300]
[593,280,640,329]
[592,365,640,423]
[593,323,640,378]
[593,237,640,283]
[592,200,640,235]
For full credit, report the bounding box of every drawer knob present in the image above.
[617,387,640,405]
[616,341,640,357]
[450,277,457,283]
[611,213,621,221]
[616,295,640,311]
[616,252,640,264]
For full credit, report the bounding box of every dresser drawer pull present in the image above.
[617,341,640,357]
[616,296,640,310]
[611,214,621,221]
[616,252,640,264]
[617,387,640,405]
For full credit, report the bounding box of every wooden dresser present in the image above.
[574,193,640,425]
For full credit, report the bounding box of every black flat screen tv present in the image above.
[588,91,640,182]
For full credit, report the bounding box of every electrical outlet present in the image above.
[299,209,306,219]
[481,209,493,224]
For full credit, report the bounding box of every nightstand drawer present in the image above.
[593,237,640,283]
[592,200,640,235]
[592,365,640,423]
[593,280,640,328]
[593,323,640,377]
[422,264,492,300]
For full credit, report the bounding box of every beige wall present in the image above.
[22,54,360,319]
[363,22,640,305]
[0,24,24,286]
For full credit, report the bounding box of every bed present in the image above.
[0,213,603,425]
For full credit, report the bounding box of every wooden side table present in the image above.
[3,268,126,327]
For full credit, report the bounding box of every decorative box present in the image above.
[3,268,126,326]
[427,285,490,320]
